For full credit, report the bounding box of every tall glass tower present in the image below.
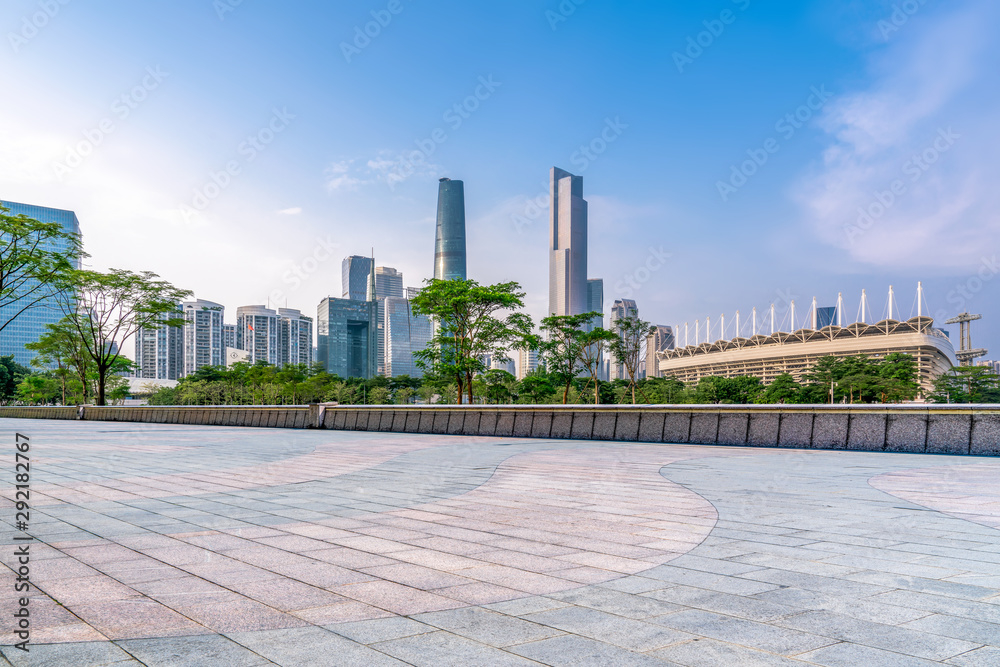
[434,178,467,281]
[0,200,81,367]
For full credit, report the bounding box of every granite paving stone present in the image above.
[3,418,999,665]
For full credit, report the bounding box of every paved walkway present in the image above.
[2,419,999,666]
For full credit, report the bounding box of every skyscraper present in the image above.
[370,267,404,300]
[383,297,433,378]
[0,200,81,366]
[645,325,675,380]
[277,308,313,367]
[548,167,588,317]
[236,306,279,365]
[342,255,374,301]
[134,307,184,380]
[434,178,467,281]
[609,299,638,380]
[181,300,224,375]
[317,297,375,378]
[518,347,540,379]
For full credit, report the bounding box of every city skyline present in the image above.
[2,2,997,357]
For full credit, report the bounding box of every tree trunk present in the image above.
[466,372,474,405]
[97,366,107,406]
[563,382,571,404]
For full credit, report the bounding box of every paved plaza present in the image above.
[2,419,1000,666]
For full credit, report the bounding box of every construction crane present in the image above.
[944,313,987,366]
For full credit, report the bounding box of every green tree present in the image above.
[930,366,1000,404]
[1,205,83,334]
[579,327,617,404]
[411,279,534,404]
[760,373,801,404]
[25,317,93,404]
[59,268,191,405]
[0,356,30,403]
[517,370,556,404]
[539,312,602,404]
[609,315,656,404]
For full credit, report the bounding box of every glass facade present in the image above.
[0,200,81,367]
[548,168,588,317]
[816,306,837,329]
[317,297,375,378]
[434,178,467,281]
[342,256,374,301]
[383,297,433,378]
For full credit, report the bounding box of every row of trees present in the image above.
[2,204,192,405]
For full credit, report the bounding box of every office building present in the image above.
[0,200,81,367]
[609,299,638,380]
[370,267,404,300]
[236,306,279,365]
[406,286,423,301]
[277,308,313,366]
[134,307,184,380]
[518,347,540,379]
[383,297,433,378]
[548,167,588,317]
[181,300,224,375]
[317,297,375,378]
[981,360,1000,375]
[645,325,675,380]
[490,355,516,376]
[434,178,467,281]
[342,255,374,301]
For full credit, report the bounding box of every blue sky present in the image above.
[2,0,998,355]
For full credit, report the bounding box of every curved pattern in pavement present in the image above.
[869,462,1000,531]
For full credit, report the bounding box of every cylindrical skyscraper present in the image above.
[434,178,467,281]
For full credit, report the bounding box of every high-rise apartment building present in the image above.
[181,300,224,375]
[548,167,588,317]
[434,178,467,281]
[236,306,279,365]
[317,297,375,378]
[222,324,236,350]
[0,200,81,367]
[518,347,540,379]
[609,299,638,380]
[383,297,433,378]
[342,255,374,301]
[645,325,675,380]
[277,308,313,366]
[134,307,184,380]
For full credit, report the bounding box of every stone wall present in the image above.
[1,404,996,455]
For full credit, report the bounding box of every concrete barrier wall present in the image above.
[0,404,996,456]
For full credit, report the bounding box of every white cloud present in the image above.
[797,0,1000,270]
[277,206,302,215]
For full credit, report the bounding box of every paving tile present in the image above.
[373,630,538,666]
[650,637,814,666]
[413,607,562,647]
[117,634,272,666]
[228,626,407,666]
[525,605,693,652]
[328,616,437,645]
[1,641,135,667]
[797,641,944,667]
[651,609,834,655]
[509,633,672,666]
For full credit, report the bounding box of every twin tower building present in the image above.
[434,168,603,319]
